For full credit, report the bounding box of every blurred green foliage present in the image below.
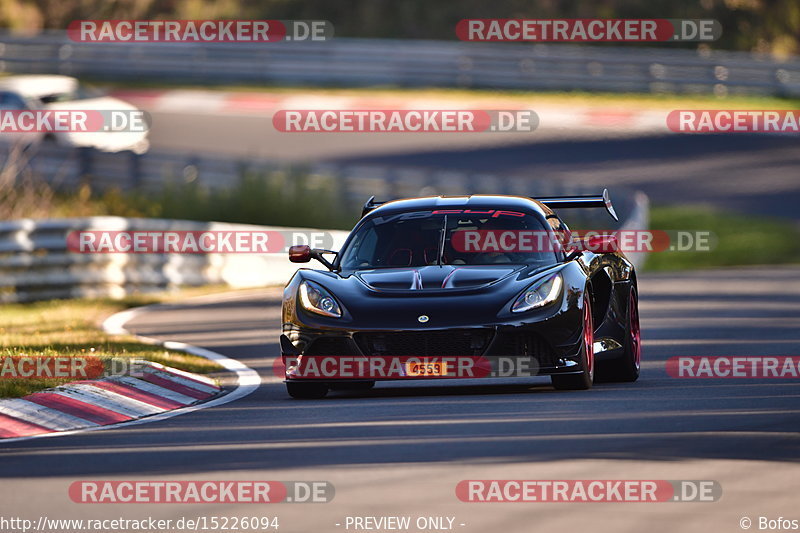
[4,0,799,56]
[50,169,358,230]
[644,206,800,270]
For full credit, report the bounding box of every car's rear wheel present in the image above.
[286,381,329,399]
[603,287,641,382]
[551,293,594,390]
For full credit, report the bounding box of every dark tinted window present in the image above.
[339,210,559,269]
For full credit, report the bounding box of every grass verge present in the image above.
[46,171,358,231]
[0,295,225,398]
[644,206,800,270]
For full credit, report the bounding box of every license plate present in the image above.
[405,361,448,376]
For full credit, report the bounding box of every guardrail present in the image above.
[0,217,350,302]
[1,31,798,96]
[0,192,648,303]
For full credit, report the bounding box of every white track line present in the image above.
[0,301,261,443]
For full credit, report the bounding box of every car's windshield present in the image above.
[339,209,561,269]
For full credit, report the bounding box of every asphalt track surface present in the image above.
[1,267,799,532]
[147,110,800,219]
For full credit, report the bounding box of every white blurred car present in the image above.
[0,75,150,154]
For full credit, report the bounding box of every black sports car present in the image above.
[280,191,641,399]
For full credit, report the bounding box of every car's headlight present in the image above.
[511,273,563,313]
[299,280,342,318]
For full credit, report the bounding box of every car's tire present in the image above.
[602,286,641,382]
[286,382,329,399]
[329,381,376,391]
[551,293,594,390]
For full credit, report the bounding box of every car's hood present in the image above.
[294,262,573,329]
[354,264,526,293]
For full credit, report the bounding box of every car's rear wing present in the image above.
[362,196,387,217]
[536,189,618,221]
[362,189,619,220]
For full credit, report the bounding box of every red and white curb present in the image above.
[110,89,670,133]
[0,304,260,443]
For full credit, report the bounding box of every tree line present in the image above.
[2,0,797,56]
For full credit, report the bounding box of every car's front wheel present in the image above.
[286,382,329,399]
[551,293,594,390]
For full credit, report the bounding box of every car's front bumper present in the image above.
[281,312,586,382]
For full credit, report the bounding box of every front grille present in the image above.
[354,329,493,357]
[304,337,360,356]
[485,331,557,368]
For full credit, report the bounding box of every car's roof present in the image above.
[365,195,554,219]
[0,75,78,98]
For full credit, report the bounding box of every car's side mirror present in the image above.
[289,245,337,270]
[288,245,312,263]
[564,242,581,262]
